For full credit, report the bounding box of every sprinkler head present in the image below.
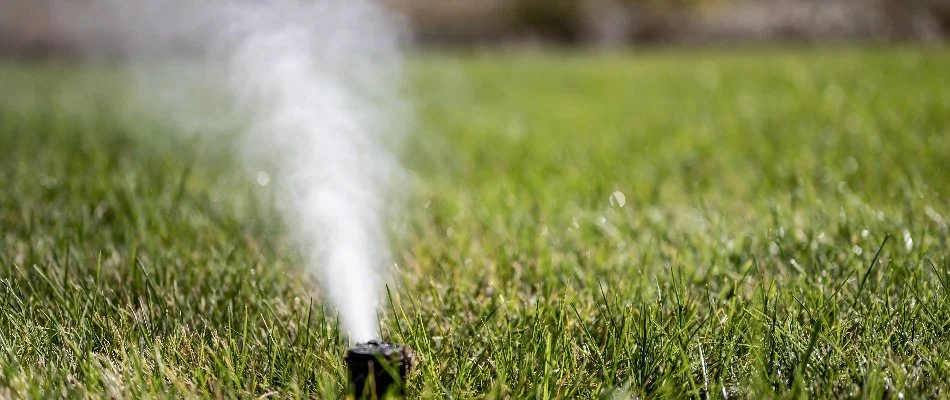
[344,340,415,399]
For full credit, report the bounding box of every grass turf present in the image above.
[1,47,949,398]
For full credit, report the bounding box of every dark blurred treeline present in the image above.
[396,0,950,46]
[1,0,948,58]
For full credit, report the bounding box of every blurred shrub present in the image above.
[507,0,725,45]
[882,0,950,39]
[509,0,585,42]
[386,0,511,45]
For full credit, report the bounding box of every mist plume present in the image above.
[65,0,410,343]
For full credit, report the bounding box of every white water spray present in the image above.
[67,0,409,343]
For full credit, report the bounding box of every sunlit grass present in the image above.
[2,47,949,398]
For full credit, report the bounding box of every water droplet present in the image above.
[852,246,863,256]
[824,83,845,109]
[861,229,869,238]
[597,215,607,225]
[903,230,914,251]
[925,206,944,224]
[844,157,859,174]
[610,191,626,208]
[256,171,271,186]
[837,181,848,193]
[506,119,525,138]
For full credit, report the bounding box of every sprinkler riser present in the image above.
[344,341,414,399]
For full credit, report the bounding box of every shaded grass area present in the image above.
[1,48,949,398]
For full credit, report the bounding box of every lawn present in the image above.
[1,47,949,398]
